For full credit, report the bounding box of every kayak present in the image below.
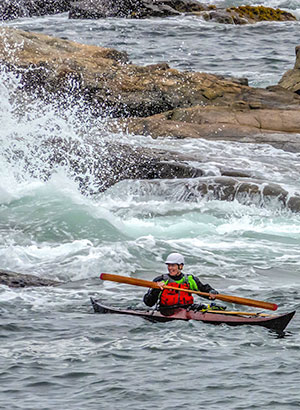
[90,298,295,332]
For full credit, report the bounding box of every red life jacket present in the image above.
[160,281,194,307]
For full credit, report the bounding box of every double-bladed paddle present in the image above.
[99,273,278,311]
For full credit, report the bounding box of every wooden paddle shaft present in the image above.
[100,273,278,311]
[205,310,273,317]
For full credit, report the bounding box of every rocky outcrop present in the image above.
[68,1,296,24]
[0,0,296,23]
[201,5,296,25]
[133,176,300,212]
[114,104,300,152]
[8,131,258,194]
[0,0,72,21]
[1,28,300,155]
[278,46,300,95]
[1,28,300,209]
[0,27,252,118]
[12,138,210,194]
[69,0,214,19]
[0,269,61,287]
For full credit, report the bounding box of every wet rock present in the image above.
[68,1,296,24]
[1,28,300,155]
[0,269,61,287]
[140,176,300,212]
[5,128,255,194]
[1,28,299,116]
[0,27,251,118]
[278,46,300,94]
[231,5,296,23]
[0,0,72,21]
[286,195,300,212]
[1,0,295,23]
[69,0,210,19]
[201,9,245,25]
[115,104,300,152]
[69,0,140,19]
[11,137,207,194]
[1,28,300,210]
[192,177,288,203]
[202,5,296,25]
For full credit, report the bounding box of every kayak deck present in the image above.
[90,298,295,332]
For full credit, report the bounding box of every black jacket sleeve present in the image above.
[193,275,218,300]
[143,275,164,307]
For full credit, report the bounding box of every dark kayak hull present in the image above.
[90,298,295,332]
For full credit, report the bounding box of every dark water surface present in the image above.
[1,284,299,409]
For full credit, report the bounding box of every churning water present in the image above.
[1,1,300,409]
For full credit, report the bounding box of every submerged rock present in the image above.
[5,137,213,194]
[133,176,300,213]
[0,269,61,287]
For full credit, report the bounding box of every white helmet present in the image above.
[165,253,185,265]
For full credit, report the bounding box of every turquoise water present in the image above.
[1,1,300,408]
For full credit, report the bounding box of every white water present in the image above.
[1,63,300,287]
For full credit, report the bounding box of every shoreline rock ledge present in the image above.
[0,28,300,154]
[1,28,300,209]
[68,0,296,24]
[0,0,297,24]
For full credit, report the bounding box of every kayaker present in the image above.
[143,252,220,309]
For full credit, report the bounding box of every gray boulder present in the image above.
[0,269,61,287]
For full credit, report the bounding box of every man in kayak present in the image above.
[143,252,221,309]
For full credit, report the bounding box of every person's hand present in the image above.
[209,290,218,300]
[156,281,165,290]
